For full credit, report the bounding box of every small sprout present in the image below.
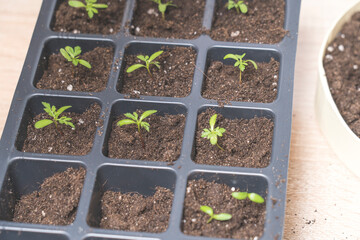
[225,0,248,14]
[117,110,157,149]
[201,114,226,151]
[68,0,108,19]
[200,205,232,223]
[232,192,265,204]
[224,53,257,84]
[35,102,75,134]
[150,0,177,20]
[126,51,163,79]
[60,46,91,69]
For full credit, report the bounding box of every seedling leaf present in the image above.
[126,64,146,73]
[127,51,164,78]
[213,213,232,221]
[231,191,248,200]
[140,110,157,122]
[200,205,213,216]
[35,119,54,129]
[117,119,136,127]
[247,193,265,203]
[69,1,86,8]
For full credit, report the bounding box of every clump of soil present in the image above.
[107,110,185,162]
[119,46,196,98]
[100,187,174,233]
[202,58,280,103]
[193,109,273,168]
[211,0,286,44]
[22,103,102,155]
[36,47,113,92]
[182,179,266,239]
[323,12,360,137]
[13,167,86,225]
[52,0,125,35]
[130,0,205,39]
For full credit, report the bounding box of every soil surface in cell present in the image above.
[323,12,360,138]
[202,58,280,103]
[13,167,86,225]
[193,109,273,168]
[107,110,185,162]
[100,187,173,232]
[22,103,101,155]
[120,46,196,98]
[182,179,266,238]
[211,0,286,44]
[52,0,125,34]
[36,47,113,92]
[130,0,205,39]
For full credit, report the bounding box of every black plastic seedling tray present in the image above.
[0,0,301,239]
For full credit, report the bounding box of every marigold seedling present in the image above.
[117,110,157,148]
[224,53,257,84]
[68,0,108,19]
[232,191,265,204]
[225,0,248,14]
[201,114,226,151]
[200,205,232,223]
[60,46,91,69]
[35,102,75,134]
[150,0,177,20]
[126,50,163,79]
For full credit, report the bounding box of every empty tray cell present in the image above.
[117,42,197,98]
[51,0,126,35]
[103,100,186,162]
[211,0,286,44]
[15,95,102,156]
[182,171,268,239]
[34,38,115,92]
[0,230,69,240]
[192,106,275,168]
[130,0,205,39]
[0,159,86,225]
[87,165,176,233]
[202,47,281,103]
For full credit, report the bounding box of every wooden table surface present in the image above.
[1,0,360,239]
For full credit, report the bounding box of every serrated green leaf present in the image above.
[149,50,163,63]
[234,61,240,67]
[246,59,258,69]
[133,112,138,119]
[209,114,217,129]
[72,59,79,66]
[117,119,136,127]
[69,1,86,8]
[91,7,99,14]
[200,205,213,216]
[74,46,81,56]
[79,59,92,69]
[126,64,145,73]
[153,62,161,69]
[232,191,248,200]
[65,46,75,58]
[124,113,137,121]
[239,64,245,72]
[210,135,218,145]
[60,48,72,61]
[141,122,150,132]
[35,119,53,129]
[218,127,226,134]
[213,213,232,221]
[223,53,238,61]
[248,193,265,204]
[88,9,94,18]
[140,110,157,122]
[56,105,72,118]
[65,121,75,129]
[137,55,147,62]
[159,3,167,13]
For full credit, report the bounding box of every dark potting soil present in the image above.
[119,46,196,98]
[193,109,273,168]
[100,187,174,232]
[211,0,286,44]
[13,167,86,225]
[52,0,125,35]
[107,110,185,162]
[22,103,102,155]
[36,47,114,92]
[182,179,266,239]
[323,12,360,138]
[202,58,280,103]
[130,0,206,39]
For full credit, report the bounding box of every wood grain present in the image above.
[0,0,359,239]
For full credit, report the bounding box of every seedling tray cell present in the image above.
[0,0,301,239]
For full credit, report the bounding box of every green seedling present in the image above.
[126,51,163,79]
[224,53,257,84]
[225,0,248,14]
[200,205,232,223]
[150,0,177,20]
[68,0,108,19]
[117,110,157,149]
[201,114,226,151]
[232,192,265,204]
[35,102,75,135]
[60,46,91,79]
